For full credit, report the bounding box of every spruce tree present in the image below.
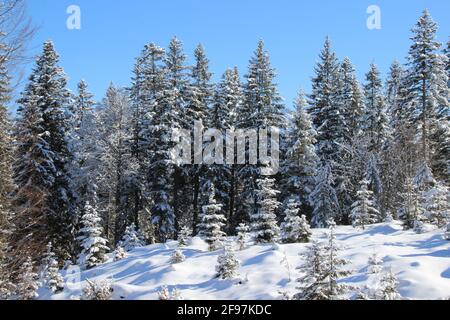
[17,257,39,300]
[368,253,383,274]
[281,199,312,243]
[296,221,352,300]
[198,184,226,251]
[189,44,214,233]
[177,226,192,247]
[163,37,191,236]
[363,63,389,155]
[41,242,64,293]
[423,182,449,228]
[96,84,133,243]
[294,240,327,300]
[77,199,109,269]
[170,249,186,264]
[13,41,74,261]
[216,246,240,280]
[310,165,340,228]
[282,91,318,214]
[69,80,98,216]
[350,179,380,229]
[236,40,285,227]
[147,39,186,242]
[235,223,249,251]
[118,223,145,252]
[251,177,281,244]
[308,38,345,165]
[407,10,449,164]
[376,269,402,300]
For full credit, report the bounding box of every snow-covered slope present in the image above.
[42,222,450,300]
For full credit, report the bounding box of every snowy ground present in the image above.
[40,221,450,300]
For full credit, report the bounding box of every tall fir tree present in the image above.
[189,44,214,233]
[282,90,318,217]
[363,63,389,155]
[407,10,449,166]
[69,80,98,217]
[308,38,345,165]
[96,84,133,243]
[13,41,74,262]
[236,40,285,226]
[209,67,243,231]
[162,37,190,237]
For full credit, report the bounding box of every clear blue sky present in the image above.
[23,0,449,108]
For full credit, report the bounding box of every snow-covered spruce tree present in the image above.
[321,219,352,299]
[185,44,213,234]
[235,223,249,251]
[17,257,39,300]
[350,179,380,229]
[13,41,75,262]
[399,179,425,230]
[198,183,226,251]
[407,10,449,165]
[146,39,186,242]
[118,223,145,252]
[282,90,318,215]
[158,285,171,300]
[334,59,364,221]
[77,200,109,269]
[383,60,421,216]
[212,67,243,230]
[376,269,402,300]
[82,279,113,300]
[129,43,166,236]
[339,58,364,142]
[363,63,389,155]
[113,246,127,262]
[41,242,64,293]
[163,37,192,236]
[294,240,327,300]
[96,84,134,243]
[423,182,449,228]
[69,80,98,212]
[170,249,186,264]
[308,38,346,166]
[128,47,152,229]
[251,177,281,244]
[216,246,240,280]
[296,221,351,300]
[310,165,340,228]
[236,40,286,227]
[177,226,192,247]
[368,253,383,274]
[281,199,312,244]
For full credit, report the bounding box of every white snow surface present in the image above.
[41,222,450,300]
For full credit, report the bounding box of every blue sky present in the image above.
[23,0,450,108]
